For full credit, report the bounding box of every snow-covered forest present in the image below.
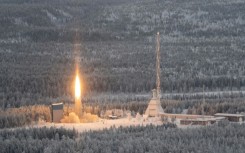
[0,0,245,107]
[1,122,245,153]
[1,0,245,152]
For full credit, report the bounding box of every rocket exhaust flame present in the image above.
[74,72,82,117]
[75,74,81,99]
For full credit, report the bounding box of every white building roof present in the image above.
[52,103,63,106]
[181,117,226,122]
[214,113,245,117]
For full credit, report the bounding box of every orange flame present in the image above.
[75,74,81,99]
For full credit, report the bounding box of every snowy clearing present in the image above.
[36,118,163,133]
[34,117,205,133]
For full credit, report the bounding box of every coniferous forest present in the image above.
[1,0,245,107]
[1,0,245,152]
[1,122,245,153]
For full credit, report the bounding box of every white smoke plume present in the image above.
[61,112,80,123]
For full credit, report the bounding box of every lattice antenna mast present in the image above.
[156,32,161,99]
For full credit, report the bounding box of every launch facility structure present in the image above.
[49,32,245,125]
[144,33,245,124]
[145,32,164,117]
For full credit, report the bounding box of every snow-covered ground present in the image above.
[36,118,163,133]
[3,117,231,133]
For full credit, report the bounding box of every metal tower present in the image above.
[156,32,161,99]
[144,32,164,117]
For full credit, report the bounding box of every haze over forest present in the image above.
[1,0,245,107]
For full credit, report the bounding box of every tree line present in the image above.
[1,122,245,153]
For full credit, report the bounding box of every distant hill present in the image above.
[0,0,245,106]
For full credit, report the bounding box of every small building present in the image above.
[159,113,226,125]
[180,117,226,126]
[180,118,213,126]
[214,113,245,122]
[162,113,214,119]
[108,115,118,119]
[104,109,124,118]
[159,113,214,120]
[51,103,64,123]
